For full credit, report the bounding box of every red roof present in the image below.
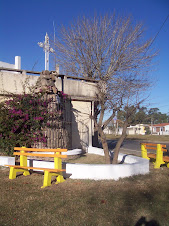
[153,123,169,127]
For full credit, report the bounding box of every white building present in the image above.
[0,68,98,150]
[151,123,169,135]
[0,56,21,70]
[126,124,146,135]
[104,123,147,136]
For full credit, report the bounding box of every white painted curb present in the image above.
[0,156,15,166]
[88,146,105,156]
[1,147,149,180]
[65,149,82,155]
[66,147,149,180]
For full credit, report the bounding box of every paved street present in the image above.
[106,139,169,157]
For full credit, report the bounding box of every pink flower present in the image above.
[25,114,29,120]
[33,117,44,121]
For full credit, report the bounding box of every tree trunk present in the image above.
[112,121,128,164]
[98,126,111,164]
[94,103,110,164]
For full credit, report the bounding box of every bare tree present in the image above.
[52,14,156,163]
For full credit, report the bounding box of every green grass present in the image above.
[106,134,169,142]
[0,162,169,226]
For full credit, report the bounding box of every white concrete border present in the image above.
[88,146,105,156]
[0,149,82,167]
[1,147,149,180]
[66,147,149,180]
[0,156,15,166]
[66,149,82,155]
[29,149,83,156]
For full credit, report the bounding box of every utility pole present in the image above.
[38,33,54,70]
[53,21,57,69]
[151,117,153,135]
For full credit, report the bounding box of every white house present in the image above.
[126,124,146,135]
[104,123,147,135]
[151,123,169,135]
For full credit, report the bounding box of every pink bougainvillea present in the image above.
[0,91,68,155]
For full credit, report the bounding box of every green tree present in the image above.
[148,108,168,124]
[134,107,149,124]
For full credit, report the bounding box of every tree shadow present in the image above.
[98,139,125,150]
[134,216,160,226]
[71,107,82,149]
[71,107,90,150]
[62,161,72,179]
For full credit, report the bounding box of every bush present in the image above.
[145,126,151,135]
[0,92,52,155]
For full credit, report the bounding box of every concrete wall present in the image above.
[0,71,97,98]
[63,77,97,99]
[0,70,97,149]
[0,71,38,95]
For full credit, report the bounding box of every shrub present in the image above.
[145,126,151,135]
[0,92,52,155]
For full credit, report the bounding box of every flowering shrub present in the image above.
[0,89,69,156]
[0,93,52,155]
[58,91,68,100]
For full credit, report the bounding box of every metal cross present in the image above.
[38,33,54,71]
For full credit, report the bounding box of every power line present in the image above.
[145,14,169,54]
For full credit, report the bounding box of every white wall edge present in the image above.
[1,147,149,181]
[0,156,15,166]
[66,147,149,180]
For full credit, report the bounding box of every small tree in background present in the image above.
[52,14,157,163]
[145,126,151,135]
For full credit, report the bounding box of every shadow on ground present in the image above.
[134,216,160,226]
[97,139,125,150]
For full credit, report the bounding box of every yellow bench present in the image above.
[5,147,67,188]
[141,143,169,169]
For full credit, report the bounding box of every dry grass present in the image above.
[0,161,169,226]
[64,153,106,164]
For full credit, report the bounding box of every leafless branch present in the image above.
[51,13,157,163]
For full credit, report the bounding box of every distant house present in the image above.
[126,124,146,135]
[104,123,147,135]
[151,123,169,135]
[104,119,123,135]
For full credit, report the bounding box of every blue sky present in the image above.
[0,0,169,114]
